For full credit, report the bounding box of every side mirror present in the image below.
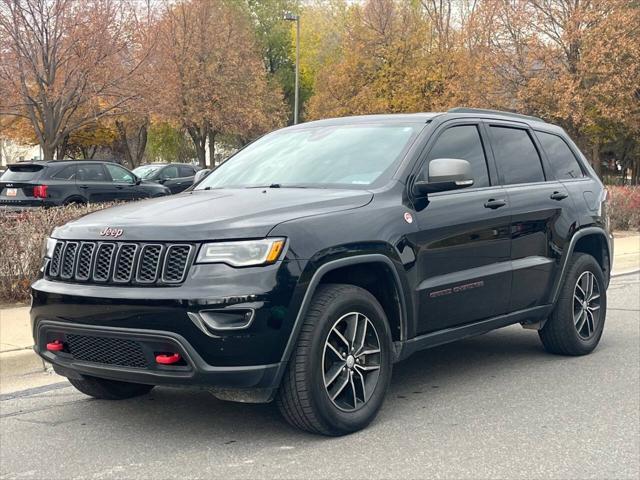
[134,176,142,185]
[157,178,167,184]
[413,158,474,195]
[193,169,211,184]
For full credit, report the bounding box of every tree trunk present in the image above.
[591,142,601,178]
[208,130,216,167]
[42,143,55,161]
[115,118,149,169]
[187,123,209,168]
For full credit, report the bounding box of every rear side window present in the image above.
[162,165,179,179]
[536,131,584,180]
[1,165,44,182]
[77,164,108,182]
[51,165,77,180]
[489,126,545,185]
[426,125,490,188]
[178,165,195,177]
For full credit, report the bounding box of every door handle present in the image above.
[116,185,124,190]
[79,185,88,189]
[484,198,507,209]
[550,191,568,200]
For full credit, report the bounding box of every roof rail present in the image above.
[447,107,545,123]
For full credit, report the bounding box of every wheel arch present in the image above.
[279,255,408,373]
[62,195,87,206]
[550,227,612,304]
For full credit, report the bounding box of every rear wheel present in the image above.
[68,375,154,400]
[276,284,393,435]
[539,253,607,355]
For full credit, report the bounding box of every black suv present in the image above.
[0,160,170,210]
[132,163,199,194]
[31,108,612,435]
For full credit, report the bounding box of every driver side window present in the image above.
[426,125,490,188]
[105,164,135,184]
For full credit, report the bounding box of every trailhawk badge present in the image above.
[99,227,124,238]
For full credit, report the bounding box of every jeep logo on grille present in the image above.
[99,227,124,238]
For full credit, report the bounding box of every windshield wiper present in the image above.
[245,183,313,189]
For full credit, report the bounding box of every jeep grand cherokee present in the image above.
[31,108,612,435]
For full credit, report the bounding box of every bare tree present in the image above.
[0,0,147,159]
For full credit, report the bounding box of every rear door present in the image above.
[410,121,512,334]
[487,122,573,311]
[0,164,47,207]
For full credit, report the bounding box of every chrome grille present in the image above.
[49,242,64,277]
[113,244,138,282]
[93,243,116,282]
[47,240,193,286]
[60,242,79,279]
[137,244,163,283]
[75,243,95,281]
[162,245,192,283]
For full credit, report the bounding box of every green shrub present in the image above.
[0,203,119,304]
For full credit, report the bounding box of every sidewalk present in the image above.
[1,232,638,394]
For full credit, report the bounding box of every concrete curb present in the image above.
[611,268,640,277]
[0,348,47,380]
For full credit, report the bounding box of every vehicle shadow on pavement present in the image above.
[40,325,555,442]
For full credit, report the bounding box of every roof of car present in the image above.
[292,108,556,130]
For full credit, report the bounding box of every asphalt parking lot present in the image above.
[1,273,638,479]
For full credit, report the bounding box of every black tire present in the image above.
[539,253,607,355]
[68,375,154,400]
[276,284,393,436]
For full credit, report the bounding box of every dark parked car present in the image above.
[0,160,170,210]
[31,108,611,435]
[132,163,199,194]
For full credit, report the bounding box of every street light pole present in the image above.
[284,12,300,125]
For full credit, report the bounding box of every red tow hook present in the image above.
[46,340,65,352]
[155,353,181,365]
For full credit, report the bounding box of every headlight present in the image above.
[43,237,57,258]
[196,238,286,267]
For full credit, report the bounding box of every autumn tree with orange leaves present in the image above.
[151,0,285,167]
[0,0,149,160]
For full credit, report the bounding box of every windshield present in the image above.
[1,164,45,182]
[195,124,423,189]
[133,165,163,179]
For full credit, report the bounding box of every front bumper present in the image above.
[35,321,281,390]
[31,259,307,395]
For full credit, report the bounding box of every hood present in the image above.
[54,188,373,241]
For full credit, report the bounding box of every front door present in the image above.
[410,122,512,334]
[104,163,142,200]
[76,163,117,203]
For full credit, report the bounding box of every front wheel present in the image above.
[276,284,393,435]
[539,253,607,355]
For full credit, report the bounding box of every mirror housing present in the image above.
[193,168,211,185]
[413,158,474,195]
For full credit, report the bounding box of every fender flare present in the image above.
[276,254,408,379]
[550,226,612,304]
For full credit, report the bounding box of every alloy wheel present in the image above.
[573,271,601,339]
[322,312,382,412]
